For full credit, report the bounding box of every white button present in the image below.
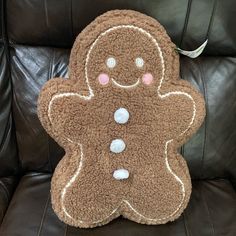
[113,169,129,180]
[135,57,144,68]
[114,108,129,124]
[110,139,126,153]
[106,57,116,68]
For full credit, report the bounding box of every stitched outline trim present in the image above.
[48,25,196,225]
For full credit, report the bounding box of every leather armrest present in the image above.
[0,176,18,224]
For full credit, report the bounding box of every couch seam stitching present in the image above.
[205,0,218,41]
[69,0,74,41]
[180,0,192,47]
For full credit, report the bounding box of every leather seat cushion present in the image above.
[0,173,235,236]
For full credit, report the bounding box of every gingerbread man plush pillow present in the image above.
[38,10,205,228]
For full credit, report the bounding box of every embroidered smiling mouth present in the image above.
[111,78,140,89]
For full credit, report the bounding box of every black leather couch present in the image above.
[0,0,236,235]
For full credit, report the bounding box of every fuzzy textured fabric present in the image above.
[37,10,206,228]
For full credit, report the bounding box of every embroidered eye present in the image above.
[135,57,144,68]
[106,57,116,68]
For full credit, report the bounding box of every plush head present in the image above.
[38,10,205,228]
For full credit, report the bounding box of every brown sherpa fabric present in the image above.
[37,10,206,228]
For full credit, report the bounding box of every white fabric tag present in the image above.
[65,71,69,78]
[176,39,208,58]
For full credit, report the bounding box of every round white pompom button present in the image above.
[110,139,126,153]
[114,108,129,124]
[113,169,129,180]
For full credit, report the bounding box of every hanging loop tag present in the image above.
[176,39,208,58]
[65,71,69,78]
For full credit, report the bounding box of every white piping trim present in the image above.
[111,78,140,89]
[61,140,84,223]
[48,25,196,225]
[120,140,185,222]
[48,93,92,122]
[61,139,121,225]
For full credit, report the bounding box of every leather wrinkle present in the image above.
[200,183,215,236]
[196,59,208,179]
[12,84,36,135]
[224,130,236,175]
[13,49,42,92]
[25,46,49,69]
[0,117,10,156]
[0,180,10,202]
[183,210,191,236]
[36,193,50,236]
[1,0,7,43]
[43,0,50,29]
[63,224,68,236]
[180,0,192,47]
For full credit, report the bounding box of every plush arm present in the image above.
[37,78,90,147]
[159,79,206,146]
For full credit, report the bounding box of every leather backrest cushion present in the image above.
[10,45,236,180]
[10,46,68,173]
[6,0,236,56]
[0,45,19,177]
[0,0,19,177]
[180,57,236,180]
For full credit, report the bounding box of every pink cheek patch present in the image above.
[142,73,154,85]
[98,73,109,85]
